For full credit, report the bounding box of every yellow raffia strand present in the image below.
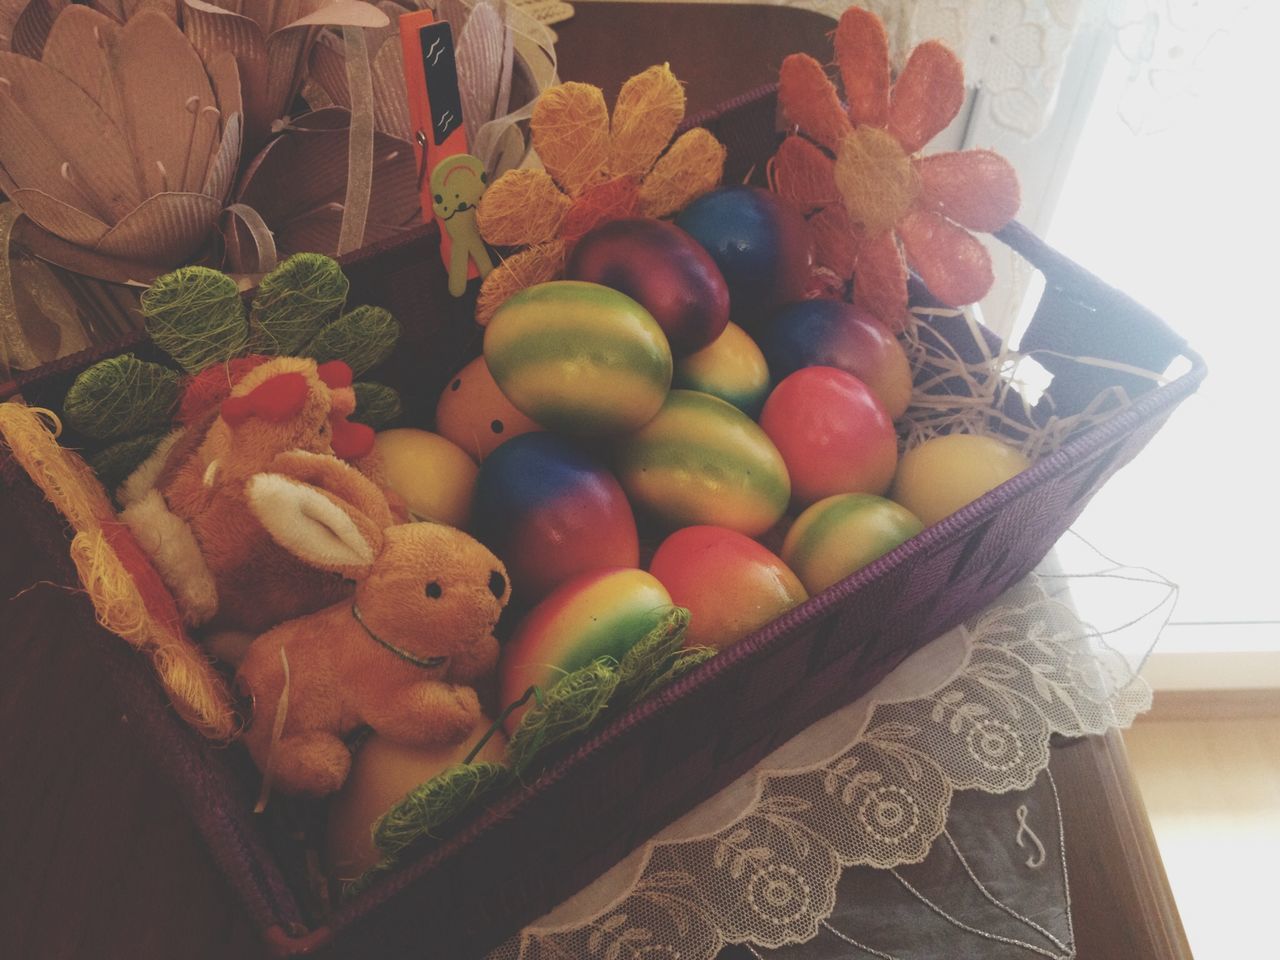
[0,402,115,530]
[1,400,236,742]
[610,63,686,180]
[531,82,611,198]
[639,128,728,219]
[834,126,921,236]
[477,169,573,247]
[69,529,237,742]
[897,307,1158,463]
[476,240,567,326]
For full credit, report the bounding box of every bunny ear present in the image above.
[247,473,383,577]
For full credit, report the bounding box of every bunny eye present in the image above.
[425,581,443,599]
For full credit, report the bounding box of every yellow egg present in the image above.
[890,434,1031,527]
[373,428,478,527]
[325,720,507,881]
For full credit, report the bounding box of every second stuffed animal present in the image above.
[236,471,510,797]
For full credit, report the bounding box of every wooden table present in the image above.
[0,4,1191,958]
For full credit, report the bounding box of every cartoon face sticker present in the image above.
[428,154,495,296]
[430,155,489,222]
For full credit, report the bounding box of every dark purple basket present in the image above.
[0,86,1204,958]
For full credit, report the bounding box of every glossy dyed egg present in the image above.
[499,568,674,731]
[613,389,790,537]
[673,322,771,418]
[484,281,673,437]
[435,355,541,461]
[891,433,1031,527]
[649,526,807,651]
[782,494,923,594]
[565,218,730,355]
[325,720,506,881]
[675,186,812,327]
[759,367,898,505]
[373,429,478,527]
[760,300,914,420]
[472,432,639,602]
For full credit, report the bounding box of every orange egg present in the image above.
[649,525,807,651]
[434,355,541,462]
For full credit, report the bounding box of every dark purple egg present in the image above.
[565,218,730,355]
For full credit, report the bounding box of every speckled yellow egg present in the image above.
[484,281,673,437]
[435,355,542,462]
[373,428,478,526]
[891,433,1031,527]
[613,389,790,537]
[673,322,771,418]
[324,720,506,881]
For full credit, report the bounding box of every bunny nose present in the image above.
[488,570,507,599]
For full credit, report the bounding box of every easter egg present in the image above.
[472,432,639,602]
[891,434,1031,527]
[613,389,790,537]
[675,186,812,327]
[673,321,771,418]
[760,300,913,419]
[484,281,673,437]
[435,355,541,461]
[499,568,674,731]
[782,494,923,594]
[565,218,730,355]
[649,526,807,651]
[759,367,897,505]
[373,428,478,526]
[325,719,506,881]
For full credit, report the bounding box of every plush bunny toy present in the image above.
[235,471,509,797]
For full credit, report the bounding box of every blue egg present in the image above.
[675,186,812,327]
[472,433,639,603]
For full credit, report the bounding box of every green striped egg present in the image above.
[673,321,770,418]
[614,389,790,537]
[781,494,923,594]
[484,281,673,437]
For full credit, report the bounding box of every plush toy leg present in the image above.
[367,681,481,747]
[271,731,352,797]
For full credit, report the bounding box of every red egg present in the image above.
[566,218,730,355]
[759,367,898,505]
[649,526,807,651]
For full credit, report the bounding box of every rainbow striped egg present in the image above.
[781,494,923,595]
[484,281,673,437]
[673,322,771,418]
[499,568,675,732]
[613,389,790,537]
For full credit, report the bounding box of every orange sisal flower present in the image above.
[770,8,1020,331]
[474,63,726,324]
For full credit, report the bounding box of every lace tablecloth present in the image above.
[488,539,1174,959]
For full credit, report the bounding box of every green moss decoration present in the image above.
[304,305,400,376]
[88,432,168,489]
[350,382,402,428]
[248,253,349,355]
[139,266,247,373]
[63,355,183,441]
[507,660,621,776]
[633,646,717,703]
[613,607,691,704]
[373,761,511,857]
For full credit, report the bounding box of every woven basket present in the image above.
[0,86,1204,958]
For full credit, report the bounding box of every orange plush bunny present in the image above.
[119,356,401,633]
[235,470,510,797]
